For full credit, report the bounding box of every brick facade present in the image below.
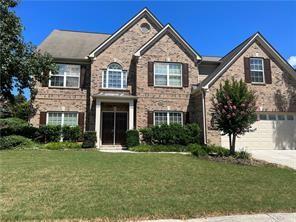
[204,41,296,145]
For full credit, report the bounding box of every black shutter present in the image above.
[41,70,49,87]
[183,112,190,125]
[182,63,189,87]
[147,111,153,127]
[264,59,272,84]
[244,57,251,83]
[80,65,87,89]
[39,112,47,125]
[148,62,154,86]
[78,112,85,132]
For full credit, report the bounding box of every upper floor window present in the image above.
[250,58,264,83]
[49,64,80,88]
[47,112,78,126]
[154,62,182,87]
[103,63,127,89]
[154,111,183,126]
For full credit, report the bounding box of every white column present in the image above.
[95,99,101,148]
[128,100,134,130]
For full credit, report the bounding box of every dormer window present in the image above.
[250,58,264,83]
[102,63,127,89]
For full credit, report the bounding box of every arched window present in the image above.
[103,63,127,89]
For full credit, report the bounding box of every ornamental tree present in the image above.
[211,78,257,154]
[0,0,56,102]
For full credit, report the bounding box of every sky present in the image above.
[13,0,296,98]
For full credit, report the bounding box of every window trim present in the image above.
[257,113,296,121]
[48,64,81,89]
[250,57,265,84]
[46,112,79,126]
[153,111,183,126]
[153,62,183,87]
[102,63,128,90]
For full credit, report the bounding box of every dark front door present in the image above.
[115,112,128,145]
[102,112,114,145]
[102,112,128,145]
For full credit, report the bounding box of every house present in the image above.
[31,8,296,150]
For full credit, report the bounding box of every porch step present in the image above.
[99,145,126,150]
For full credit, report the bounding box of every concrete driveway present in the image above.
[248,150,296,169]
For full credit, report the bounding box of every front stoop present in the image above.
[99,145,127,151]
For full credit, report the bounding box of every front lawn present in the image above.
[0,150,295,221]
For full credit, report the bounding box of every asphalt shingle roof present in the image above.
[38,30,111,60]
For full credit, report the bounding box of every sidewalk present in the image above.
[142,213,296,222]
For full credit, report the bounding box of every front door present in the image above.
[102,112,128,145]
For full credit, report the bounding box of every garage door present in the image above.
[221,113,296,150]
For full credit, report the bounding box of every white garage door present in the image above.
[221,113,296,150]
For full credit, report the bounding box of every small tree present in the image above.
[211,78,257,154]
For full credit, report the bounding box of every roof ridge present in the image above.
[56,29,111,35]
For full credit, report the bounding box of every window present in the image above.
[140,23,151,33]
[277,115,285,121]
[287,115,294,121]
[154,63,182,87]
[268,114,276,120]
[103,63,127,89]
[259,114,267,120]
[47,112,78,126]
[154,112,183,125]
[250,58,264,83]
[49,64,80,88]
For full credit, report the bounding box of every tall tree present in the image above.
[0,0,56,101]
[211,78,257,154]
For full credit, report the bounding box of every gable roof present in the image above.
[88,8,163,58]
[197,32,296,91]
[134,24,202,62]
[38,30,110,60]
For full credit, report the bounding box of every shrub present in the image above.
[188,143,208,157]
[0,117,38,138]
[126,130,139,148]
[62,126,81,142]
[234,151,251,160]
[129,144,187,152]
[43,142,81,150]
[37,125,62,143]
[0,135,36,150]
[82,131,97,148]
[140,123,200,146]
[206,145,230,157]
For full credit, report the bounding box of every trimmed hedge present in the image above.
[139,123,200,145]
[82,131,97,148]
[0,135,36,150]
[43,142,81,150]
[62,126,81,142]
[126,130,139,148]
[0,118,38,139]
[37,125,62,143]
[129,144,187,152]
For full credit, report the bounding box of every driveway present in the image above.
[248,150,296,169]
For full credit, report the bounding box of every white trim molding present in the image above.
[134,24,201,61]
[89,8,163,58]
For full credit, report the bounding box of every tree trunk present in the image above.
[228,133,232,152]
[230,134,236,155]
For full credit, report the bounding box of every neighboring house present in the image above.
[31,8,296,150]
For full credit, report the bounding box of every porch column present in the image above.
[95,99,101,147]
[129,100,134,130]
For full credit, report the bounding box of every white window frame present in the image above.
[49,64,80,88]
[250,58,265,84]
[257,113,296,121]
[46,112,78,126]
[102,63,127,89]
[154,62,182,87]
[153,111,183,126]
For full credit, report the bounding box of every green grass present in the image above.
[0,150,295,221]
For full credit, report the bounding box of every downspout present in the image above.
[202,87,208,145]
